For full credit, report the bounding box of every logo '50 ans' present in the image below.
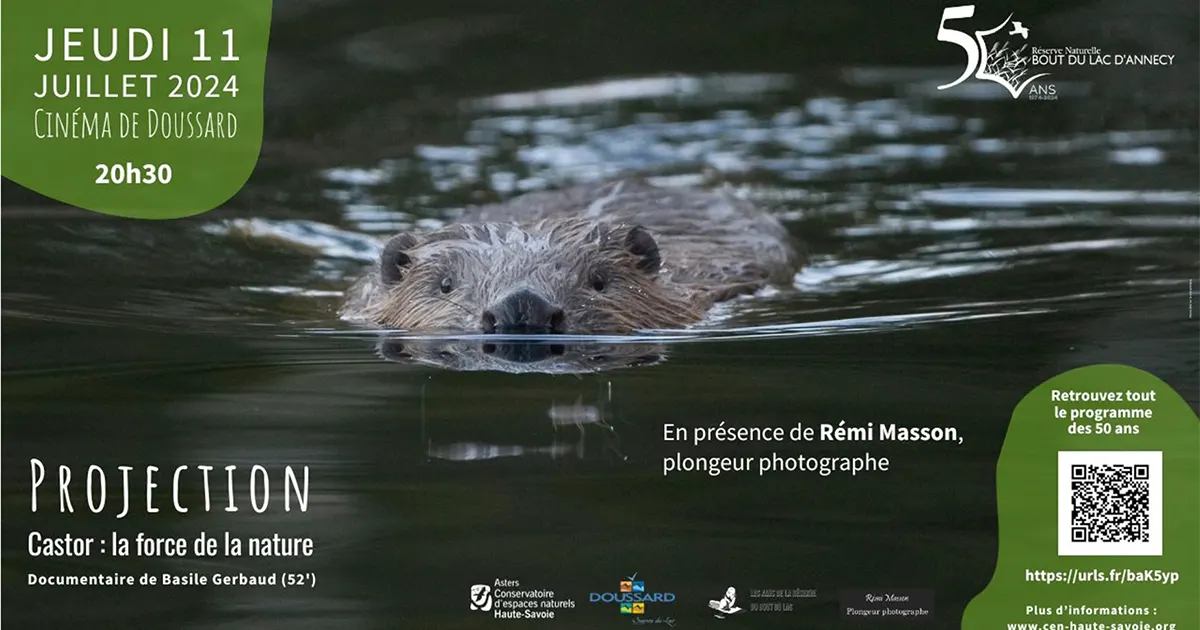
[935,5,1049,98]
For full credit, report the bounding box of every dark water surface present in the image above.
[4,3,1199,629]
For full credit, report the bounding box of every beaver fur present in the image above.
[340,179,800,334]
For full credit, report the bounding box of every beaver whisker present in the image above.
[433,295,475,318]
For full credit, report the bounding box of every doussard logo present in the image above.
[936,5,1049,98]
[589,572,676,615]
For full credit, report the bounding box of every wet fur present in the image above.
[341,179,801,333]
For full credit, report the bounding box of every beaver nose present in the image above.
[481,289,567,334]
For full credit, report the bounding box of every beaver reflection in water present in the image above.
[340,179,801,334]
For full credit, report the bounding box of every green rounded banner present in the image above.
[1,0,272,218]
[964,364,1200,629]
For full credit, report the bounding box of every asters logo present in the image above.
[470,584,493,612]
[589,573,676,615]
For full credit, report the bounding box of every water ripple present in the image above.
[5,69,1195,356]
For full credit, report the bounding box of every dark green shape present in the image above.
[1,1,272,218]
[964,364,1199,628]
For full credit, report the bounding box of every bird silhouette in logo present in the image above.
[470,584,493,612]
[1007,21,1029,38]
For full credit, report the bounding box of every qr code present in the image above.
[1058,451,1162,557]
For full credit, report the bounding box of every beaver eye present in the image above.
[440,277,453,294]
[589,272,607,292]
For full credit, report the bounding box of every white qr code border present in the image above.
[1057,451,1162,557]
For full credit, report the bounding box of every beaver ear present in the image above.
[380,232,419,284]
[624,226,661,274]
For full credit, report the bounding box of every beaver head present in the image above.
[359,218,701,334]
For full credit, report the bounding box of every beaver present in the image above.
[340,179,801,334]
